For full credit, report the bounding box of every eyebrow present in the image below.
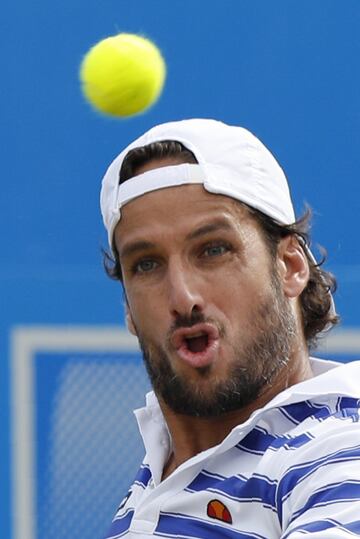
[186,220,233,241]
[119,219,234,260]
[119,240,156,260]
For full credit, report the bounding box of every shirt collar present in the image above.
[134,358,360,482]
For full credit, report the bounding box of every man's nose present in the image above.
[166,262,205,319]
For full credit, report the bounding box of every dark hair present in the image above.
[244,205,339,347]
[104,140,339,347]
[119,140,198,184]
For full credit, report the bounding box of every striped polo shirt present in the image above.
[105,358,360,538]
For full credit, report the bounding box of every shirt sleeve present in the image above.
[277,415,360,538]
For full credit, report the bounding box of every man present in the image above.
[100,119,360,538]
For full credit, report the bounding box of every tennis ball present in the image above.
[80,33,166,117]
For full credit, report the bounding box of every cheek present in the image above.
[126,287,167,339]
[127,294,147,327]
[219,260,269,301]
[123,283,143,327]
[214,269,274,331]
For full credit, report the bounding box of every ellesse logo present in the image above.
[207,499,232,524]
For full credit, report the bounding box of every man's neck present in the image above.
[160,350,313,481]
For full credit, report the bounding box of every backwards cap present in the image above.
[100,118,336,326]
[100,118,295,248]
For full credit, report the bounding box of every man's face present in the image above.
[114,181,296,417]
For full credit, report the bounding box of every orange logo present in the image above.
[207,499,232,524]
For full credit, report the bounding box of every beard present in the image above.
[136,272,297,418]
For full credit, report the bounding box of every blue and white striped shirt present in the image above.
[105,358,360,538]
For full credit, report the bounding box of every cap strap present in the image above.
[116,164,205,208]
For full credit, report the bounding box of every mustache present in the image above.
[170,310,206,331]
[167,310,225,342]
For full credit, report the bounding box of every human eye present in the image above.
[203,242,231,258]
[132,258,159,274]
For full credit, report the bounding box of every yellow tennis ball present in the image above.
[80,33,166,117]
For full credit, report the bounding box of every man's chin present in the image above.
[173,362,213,379]
[158,378,260,418]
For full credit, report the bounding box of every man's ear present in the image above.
[277,236,310,298]
[125,304,137,336]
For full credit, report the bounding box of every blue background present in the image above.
[2,1,360,537]
[34,351,149,539]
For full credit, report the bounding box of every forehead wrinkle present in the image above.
[119,217,242,263]
[186,219,235,242]
[115,186,253,257]
[119,240,156,260]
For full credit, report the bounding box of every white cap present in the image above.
[100,118,337,324]
[100,118,295,248]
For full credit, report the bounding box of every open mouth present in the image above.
[184,333,209,353]
[170,323,220,368]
